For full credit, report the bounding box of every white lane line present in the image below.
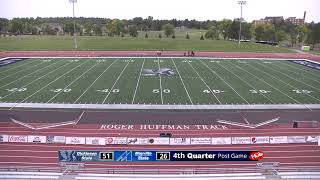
[9,60,89,110]
[157,58,164,104]
[218,61,274,104]
[0,59,60,89]
[171,58,193,105]
[102,61,131,104]
[247,62,320,102]
[187,60,221,104]
[0,60,47,81]
[0,59,37,75]
[234,63,303,104]
[0,61,72,100]
[47,62,101,103]
[257,61,320,91]
[200,59,249,104]
[131,58,145,104]
[74,60,118,103]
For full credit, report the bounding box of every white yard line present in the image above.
[0,61,72,100]
[234,63,303,104]
[9,60,89,110]
[199,59,249,104]
[171,58,193,105]
[277,61,320,83]
[0,60,47,81]
[258,61,320,91]
[217,61,274,104]
[73,60,118,103]
[0,59,38,75]
[46,62,100,103]
[157,58,164,104]
[0,59,60,89]
[131,59,145,104]
[250,62,320,102]
[102,61,131,104]
[187,60,221,104]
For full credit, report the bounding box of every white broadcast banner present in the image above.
[9,135,28,143]
[211,137,232,145]
[250,136,270,144]
[190,138,211,145]
[66,137,86,145]
[47,136,66,144]
[148,138,170,145]
[270,136,288,144]
[232,137,251,144]
[27,135,47,143]
[106,137,127,144]
[86,137,106,145]
[138,138,149,145]
[306,136,319,143]
[0,135,9,142]
[287,136,306,143]
[170,138,191,145]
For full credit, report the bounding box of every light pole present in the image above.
[69,0,77,49]
[238,1,246,47]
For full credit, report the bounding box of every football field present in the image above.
[0,57,320,109]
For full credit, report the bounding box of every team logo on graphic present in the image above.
[142,68,174,77]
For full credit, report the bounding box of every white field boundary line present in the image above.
[131,58,145,104]
[257,61,320,92]
[8,60,89,110]
[0,103,319,110]
[0,61,70,100]
[157,57,164,104]
[0,59,62,89]
[74,60,118,103]
[200,59,250,104]
[46,61,100,103]
[171,58,193,105]
[233,63,304,105]
[247,62,320,102]
[217,61,275,104]
[186,60,221,104]
[102,61,131,104]
[0,60,47,81]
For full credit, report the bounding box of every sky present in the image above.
[1,0,319,22]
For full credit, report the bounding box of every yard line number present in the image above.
[203,89,224,94]
[96,89,120,93]
[293,89,313,94]
[249,89,271,94]
[50,89,72,93]
[153,89,170,93]
[6,88,27,92]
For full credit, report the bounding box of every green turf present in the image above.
[0,57,319,105]
[0,35,293,52]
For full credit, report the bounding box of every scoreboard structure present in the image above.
[58,150,264,162]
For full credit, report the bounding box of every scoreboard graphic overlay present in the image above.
[59,150,264,162]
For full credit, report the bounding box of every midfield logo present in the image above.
[142,68,174,76]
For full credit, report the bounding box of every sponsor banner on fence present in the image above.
[232,137,251,144]
[211,137,232,145]
[0,135,9,142]
[250,136,270,144]
[47,136,66,144]
[287,136,306,143]
[66,137,86,145]
[148,137,170,145]
[138,138,149,145]
[105,137,127,145]
[27,135,47,143]
[86,137,106,145]
[306,136,319,143]
[9,135,27,143]
[169,138,191,145]
[270,136,288,144]
[126,138,149,145]
[190,138,211,145]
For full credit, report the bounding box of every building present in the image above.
[252,19,271,27]
[264,16,284,23]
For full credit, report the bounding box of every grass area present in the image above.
[0,58,319,105]
[311,50,320,56]
[0,35,293,52]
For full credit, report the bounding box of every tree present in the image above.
[254,25,264,41]
[295,25,309,45]
[128,25,138,37]
[275,30,288,42]
[217,19,232,40]
[145,33,148,38]
[172,34,175,39]
[205,26,219,40]
[158,33,162,38]
[0,18,9,34]
[289,28,298,47]
[107,19,125,36]
[93,24,102,36]
[200,34,204,40]
[162,23,174,37]
[63,22,80,36]
[84,22,94,36]
[42,24,55,35]
[306,23,320,49]
[254,24,275,42]
[8,19,23,34]
[186,32,190,39]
